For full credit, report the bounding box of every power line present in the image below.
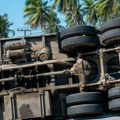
[17,28,31,36]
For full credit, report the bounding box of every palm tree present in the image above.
[51,0,69,13]
[24,0,54,30]
[95,0,120,21]
[52,0,83,26]
[0,14,14,38]
[44,11,63,33]
[67,1,84,26]
[82,0,98,26]
[65,5,84,26]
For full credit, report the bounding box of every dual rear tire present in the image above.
[100,19,120,46]
[66,92,104,117]
[66,88,120,117]
[59,26,99,52]
[59,19,120,52]
[108,87,120,111]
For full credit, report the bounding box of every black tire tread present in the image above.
[101,18,120,33]
[101,28,120,45]
[109,98,120,111]
[108,87,120,99]
[67,104,103,116]
[66,92,102,105]
[61,36,99,51]
[60,26,97,40]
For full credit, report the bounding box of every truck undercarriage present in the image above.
[0,19,120,120]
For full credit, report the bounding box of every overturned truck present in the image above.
[0,19,120,120]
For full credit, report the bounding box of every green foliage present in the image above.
[65,5,84,26]
[95,0,120,21]
[44,11,61,33]
[24,0,120,32]
[51,0,84,26]
[51,0,69,13]
[24,0,61,33]
[0,14,14,38]
[65,1,84,26]
[24,0,52,29]
[82,0,98,26]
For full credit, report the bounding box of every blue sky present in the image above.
[0,0,66,37]
[0,0,26,36]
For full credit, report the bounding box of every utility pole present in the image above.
[17,28,31,36]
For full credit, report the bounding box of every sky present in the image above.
[0,0,66,37]
[0,0,26,36]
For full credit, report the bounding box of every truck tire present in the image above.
[61,36,99,51]
[101,28,120,45]
[101,18,120,33]
[60,26,97,40]
[108,87,120,99]
[109,98,120,111]
[66,92,102,105]
[67,104,103,116]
